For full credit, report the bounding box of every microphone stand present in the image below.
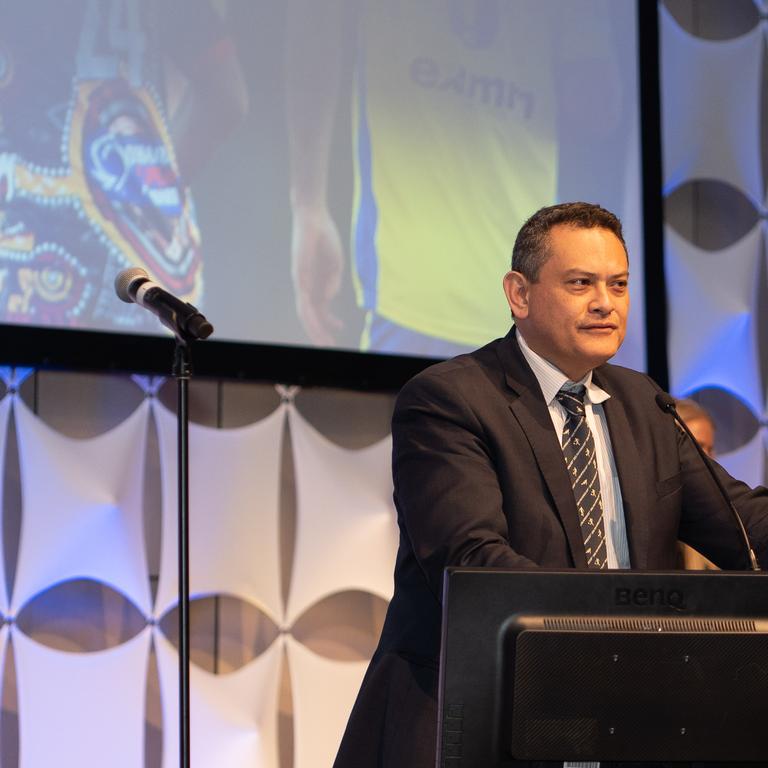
[173,339,193,768]
[656,393,760,572]
[113,268,212,768]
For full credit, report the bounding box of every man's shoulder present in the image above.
[403,337,504,387]
[595,361,666,412]
[395,337,507,409]
[597,360,660,390]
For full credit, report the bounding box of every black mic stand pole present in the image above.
[114,267,213,768]
[168,312,210,768]
[173,338,193,768]
[655,393,760,571]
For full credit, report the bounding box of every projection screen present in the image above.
[0,0,645,372]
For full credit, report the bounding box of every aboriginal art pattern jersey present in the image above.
[352,0,559,347]
[0,0,221,330]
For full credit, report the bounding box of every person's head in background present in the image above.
[674,398,716,458]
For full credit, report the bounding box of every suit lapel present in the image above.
[497,332,589,568]
[593,368,649,569]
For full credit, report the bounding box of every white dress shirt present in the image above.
[517,331,631,569]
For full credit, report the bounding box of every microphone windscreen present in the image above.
[655,392,676,413]
[114,267,149,303]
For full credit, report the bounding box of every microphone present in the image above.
[655,392,760,572]
[114,267,213,341]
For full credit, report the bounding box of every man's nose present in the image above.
[589,283,613,313]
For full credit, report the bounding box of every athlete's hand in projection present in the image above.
[285,0,352,346]
[291,204,344,346]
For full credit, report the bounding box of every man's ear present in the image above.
[503,271,530,319]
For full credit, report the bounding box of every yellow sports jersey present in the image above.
[352,0,558,346]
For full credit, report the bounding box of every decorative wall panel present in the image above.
[661,0,767,489]
[0,623,8,696]
[0,394,12,615]
[665,224,763,414]
[155,631,282,768]
[1,381,396,767]
[285,637,368,768]
[285,408,398,626]
[11,398,152,617]
[661,5,763,200]
[13,626,151,768]
[153,401,284,622]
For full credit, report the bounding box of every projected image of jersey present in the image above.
[355,1,557,352]
[288,0,627,357]
[0,0,231,331]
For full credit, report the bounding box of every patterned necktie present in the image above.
[556,386,608,569]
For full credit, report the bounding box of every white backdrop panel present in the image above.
[13,626,151,768]
[155,630,281,768]
[665,224,763,415]
[0,624,7,701]
[0,395,12,614]
[286,408,398,625]
[285,637,368,768]
[153,402,283,621]
[11,399,151,616]
[661,5,763,201]
[765,24,768,209]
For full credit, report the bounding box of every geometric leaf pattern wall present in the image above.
[0,377,397,767]
[661,5,763,198]
[0,395,11,615]
[153,401,285,622]
[155,631,282,768]
[665,225,762,413]
[661,0,768,484]
[13,628,152,768]
[285,637,369,768]
[11,398,152,617]
[286,409,397,626]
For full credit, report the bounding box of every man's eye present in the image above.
[613,281,628,290]
[570,278,590,286]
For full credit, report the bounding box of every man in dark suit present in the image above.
[333,202,768,768]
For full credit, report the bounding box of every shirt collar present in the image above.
[516,329,610,407]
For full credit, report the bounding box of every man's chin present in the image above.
[579,341,622,370]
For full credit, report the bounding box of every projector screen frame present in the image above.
[0,323,436,390]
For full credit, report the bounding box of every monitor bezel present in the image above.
[437,567,768,766]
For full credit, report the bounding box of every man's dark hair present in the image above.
[511,202,627,281]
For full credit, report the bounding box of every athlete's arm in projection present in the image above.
[164,1,249,181]
[285,0,354,346]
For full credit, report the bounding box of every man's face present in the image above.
[504,224,629,380]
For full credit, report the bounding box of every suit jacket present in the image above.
[334,331,768,768]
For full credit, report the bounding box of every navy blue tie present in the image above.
[556,386,608,569]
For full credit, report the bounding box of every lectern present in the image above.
[437,569,768,766]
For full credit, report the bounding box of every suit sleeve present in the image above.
[392,369,538,600]
[624,371,768,570]
[677,426,768,570]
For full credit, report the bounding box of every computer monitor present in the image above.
[437,568,768,766]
